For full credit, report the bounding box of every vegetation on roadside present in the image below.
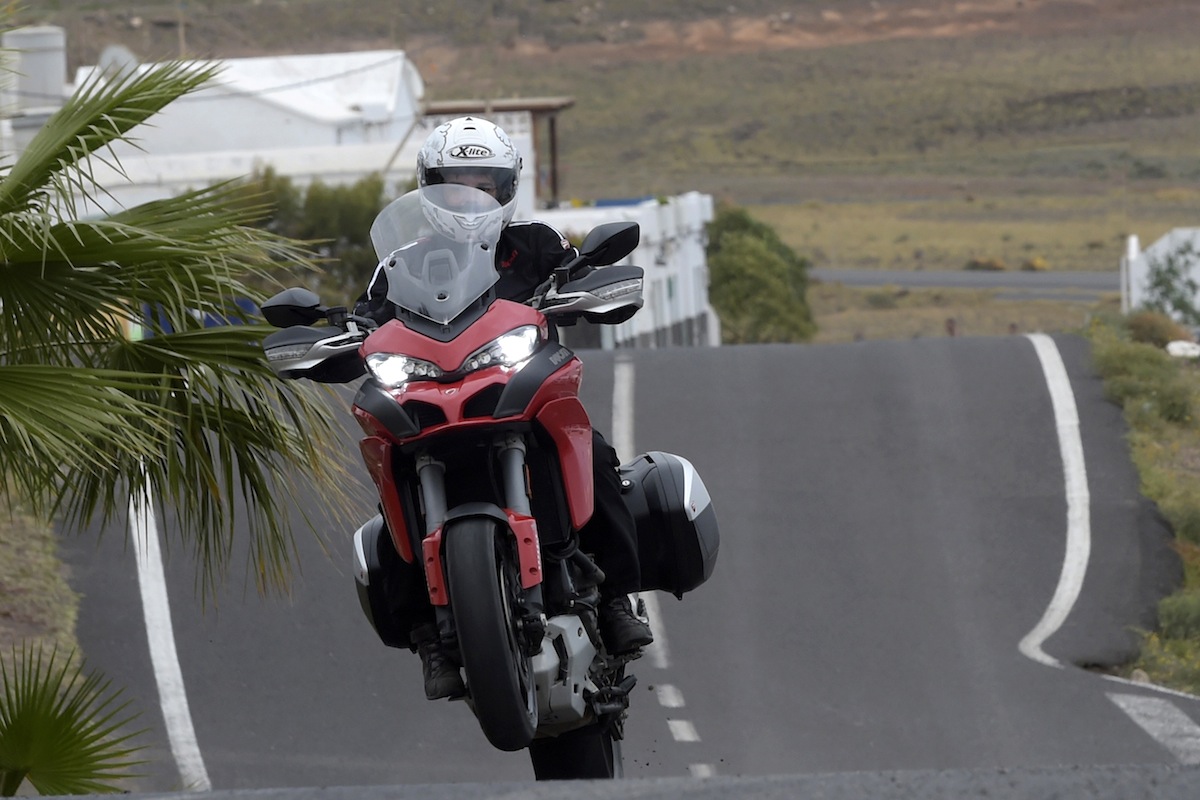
[1086,310,1200,694]
[706,205,816,343]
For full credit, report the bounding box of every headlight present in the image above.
[366,353,444,388]
[462,325,542,372]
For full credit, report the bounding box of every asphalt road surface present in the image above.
[59,333,1200,798]
[810,268,1120,301]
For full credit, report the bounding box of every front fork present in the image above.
[417,433,546,653]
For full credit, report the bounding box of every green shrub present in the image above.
[1091,331,1193,424]
[1142,241,1200,327]
[1131,632,1200,696]
[964,257,1007,271]
[1126,310,1193,348]
[1158,591,1200,640]
[706,205,816,343]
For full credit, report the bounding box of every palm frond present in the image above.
[0,182,313,360]
[53,324,356,599]
[0,644,145,796]
[0,28,359,603]
[0,61,220,219]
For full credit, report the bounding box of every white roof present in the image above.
[74,49,421,125]
[209,50,416,124]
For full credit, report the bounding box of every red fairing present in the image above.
[536,397,594,530]
[358,436,413,563]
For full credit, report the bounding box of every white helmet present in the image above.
[416,116,522,227]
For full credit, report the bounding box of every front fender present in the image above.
[424,504,545,607]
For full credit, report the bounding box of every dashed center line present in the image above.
[667,719,700,742]
[613,359,714,777]
[656,684,685,708]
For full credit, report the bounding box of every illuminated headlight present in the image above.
[462,325,542,372]
[366,353,444,388]
[593,278,642,301]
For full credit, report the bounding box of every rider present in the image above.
[355,116,654,700]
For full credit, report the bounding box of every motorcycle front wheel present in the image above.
[528,721,622,780]
[444,517,538,752]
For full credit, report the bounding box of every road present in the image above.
[59,334,1197,797]
[810,268,1120,301]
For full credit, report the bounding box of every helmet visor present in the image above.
[423,166,518,206]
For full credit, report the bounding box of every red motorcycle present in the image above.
[260,185,717,779]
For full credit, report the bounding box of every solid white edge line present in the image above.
[612,354,636,462]
[611,355,672,671]
[641,590,670,670]
[130,492,212,791]
[1018,333,1091,669]
[1103,673,1200,701]
[1108,693,1200,764]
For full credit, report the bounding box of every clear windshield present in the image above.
[368,185,503,325]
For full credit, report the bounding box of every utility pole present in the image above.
[177,0,187,58]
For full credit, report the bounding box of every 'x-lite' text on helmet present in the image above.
[416,116,522,227]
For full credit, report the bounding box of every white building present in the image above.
[0,25,718,346]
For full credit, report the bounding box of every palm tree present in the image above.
[0,43,361,795]
[0,58,355,596]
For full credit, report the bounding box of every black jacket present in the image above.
[355,219,576,323]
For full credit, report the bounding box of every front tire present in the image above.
[444,517,537,751]
[528,721,622,780]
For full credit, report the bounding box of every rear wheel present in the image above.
[444,517,537,752]
[528,721,622,780]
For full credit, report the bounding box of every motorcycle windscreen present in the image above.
[370,186,503,325]
[380,237,499,325]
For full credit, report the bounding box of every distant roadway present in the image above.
[811,268,1120,301]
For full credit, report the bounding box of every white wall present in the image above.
[540,192,720,348]
[1122,228,1200,319]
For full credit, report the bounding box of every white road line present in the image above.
[612,355,672,671]
[1108,693,1200,764]
[612,354,636,462]
[611,355,697,770]
[656,683,685,708]
[668,719,701,742]
[1018,333,1091,669]
[641,590,670,670]
[1103,672,1200,701]
[130,492,212,791]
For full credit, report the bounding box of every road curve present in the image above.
[59,334,1194,797]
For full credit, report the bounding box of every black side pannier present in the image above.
[353,514,429,650]
[619,451,719,598]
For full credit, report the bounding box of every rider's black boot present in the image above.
[416,635,466,700]
[598,595,654,654]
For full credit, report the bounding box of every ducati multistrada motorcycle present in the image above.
[260,185,718,779]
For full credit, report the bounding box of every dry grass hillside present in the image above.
[32,0,1200,275]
